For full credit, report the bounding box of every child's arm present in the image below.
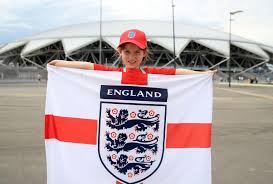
[175,68,217,75]
[48,60,94,70]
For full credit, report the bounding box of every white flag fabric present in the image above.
[45,65,213,184]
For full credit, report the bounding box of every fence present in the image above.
[0,67,47,80]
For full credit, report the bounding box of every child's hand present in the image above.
[48,60,59,66]
[205,69,217,75]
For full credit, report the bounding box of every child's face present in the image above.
[120,43,146,69]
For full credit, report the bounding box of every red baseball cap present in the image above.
[118,29,147,49]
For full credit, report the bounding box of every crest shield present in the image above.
[98,102,166,184]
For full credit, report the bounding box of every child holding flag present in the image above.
[46,29,215,184]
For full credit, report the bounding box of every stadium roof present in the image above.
[0,20,272,59]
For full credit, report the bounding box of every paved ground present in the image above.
[0,82,272,184]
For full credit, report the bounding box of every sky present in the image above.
[0,0,273,46]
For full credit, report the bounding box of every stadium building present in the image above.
[0,20,273,81]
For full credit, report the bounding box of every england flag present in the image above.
[45,65,213,184]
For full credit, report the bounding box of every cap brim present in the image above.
[118,40,146,49]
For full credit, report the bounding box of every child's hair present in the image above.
[115,44,151,65]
